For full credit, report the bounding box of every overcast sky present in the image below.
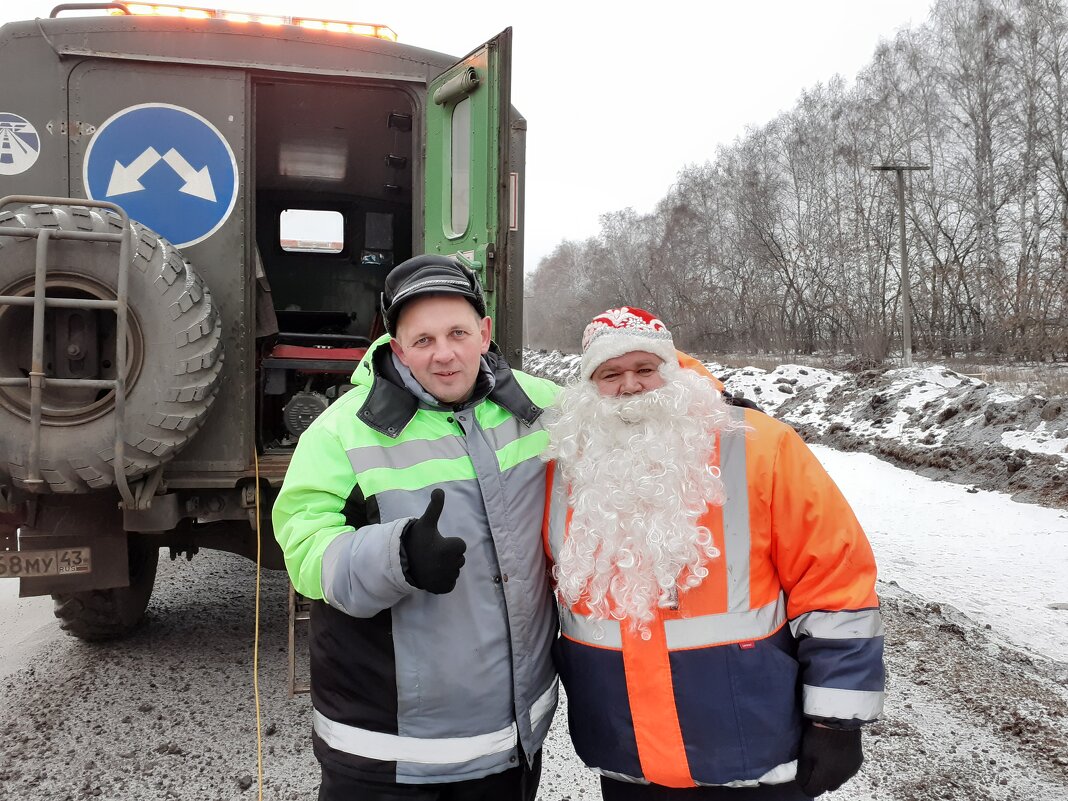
[5,1,935,268]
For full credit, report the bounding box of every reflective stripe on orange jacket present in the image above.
[543,354,884,788]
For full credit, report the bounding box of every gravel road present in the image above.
[1,553,1066,801]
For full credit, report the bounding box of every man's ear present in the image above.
[389,337,409,366]
[479,316,492,354]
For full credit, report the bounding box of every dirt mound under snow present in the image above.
[522,351,1068,509]
[768,366,1068,509]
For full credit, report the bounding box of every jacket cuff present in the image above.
[802,684,884,724]
[321,518,416,617]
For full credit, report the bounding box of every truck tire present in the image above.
[52,535,159,641]
[0,203,223,493]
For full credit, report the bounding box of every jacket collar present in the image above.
[355,337,544,438]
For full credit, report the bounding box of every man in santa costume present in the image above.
[542,307,884,800]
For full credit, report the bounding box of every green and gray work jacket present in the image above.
[273,336,559,785]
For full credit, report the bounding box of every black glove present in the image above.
[796,722,863,797]
[400,489,466,594]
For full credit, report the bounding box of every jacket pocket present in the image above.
[668,634,802,784]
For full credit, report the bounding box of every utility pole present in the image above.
[871,163,929,367]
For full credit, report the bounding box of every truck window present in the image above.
[449,97,471,237]
[279,209,344,254]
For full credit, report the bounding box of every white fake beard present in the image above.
[544,363,735,639]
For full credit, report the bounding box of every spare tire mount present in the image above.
[0,195,138,507]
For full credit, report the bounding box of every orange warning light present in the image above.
[111,4,398,40]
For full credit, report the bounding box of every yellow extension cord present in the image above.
[253,449,264,801]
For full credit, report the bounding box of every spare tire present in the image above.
[0,203,223,493]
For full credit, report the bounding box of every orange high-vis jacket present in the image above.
[543,353,884,788]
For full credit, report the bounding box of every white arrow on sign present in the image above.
[104,146,217,201]
[106,147,161,197]
[163,148,216,202]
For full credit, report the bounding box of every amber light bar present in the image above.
[112,4,398,40]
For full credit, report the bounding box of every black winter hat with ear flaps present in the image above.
[381,255,487,335]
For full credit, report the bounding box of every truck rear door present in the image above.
[424,29,518,353]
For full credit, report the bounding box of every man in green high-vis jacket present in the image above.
[272,255,560,801]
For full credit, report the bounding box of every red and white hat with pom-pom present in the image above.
[580,307,676,381]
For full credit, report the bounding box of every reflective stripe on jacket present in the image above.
[274,336,560,784]
[543,361,884,788]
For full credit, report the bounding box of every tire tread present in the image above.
[0,204,224,493]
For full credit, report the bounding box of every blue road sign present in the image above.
[84,103,238,248]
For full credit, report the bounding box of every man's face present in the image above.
[590,351,666,397]
[390,294,491,404]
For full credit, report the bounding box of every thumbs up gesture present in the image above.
[400,489,467,594]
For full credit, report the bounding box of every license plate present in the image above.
[0,548,92,578]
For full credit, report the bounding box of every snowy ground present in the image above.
[814,445,1068,665]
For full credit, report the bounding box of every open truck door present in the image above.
[424,29,523,358]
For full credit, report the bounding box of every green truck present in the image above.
[0,2,526,640]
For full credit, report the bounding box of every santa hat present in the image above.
[580,307,676,381]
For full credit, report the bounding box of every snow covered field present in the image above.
[813,445,1068,664]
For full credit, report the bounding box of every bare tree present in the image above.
[526,0,1068,360]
